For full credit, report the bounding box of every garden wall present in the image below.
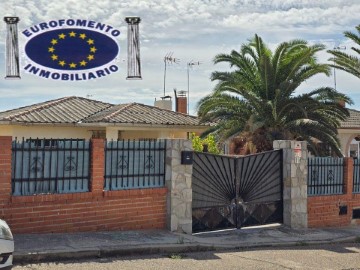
[307,157,360,227]
[0,137,167,234]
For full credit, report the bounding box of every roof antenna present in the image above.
[163,52,179,96]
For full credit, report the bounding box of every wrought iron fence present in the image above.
[104,140,166,190]
[12,138,90,196]
[307,157,344,196]
[353,158,360,193]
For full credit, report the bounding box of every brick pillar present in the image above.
[165,139,193,234]
[273,140,308,229]
[0,137,12,209]
[343,157,354,195]
[90,139,105,194]
[342,157,354,224]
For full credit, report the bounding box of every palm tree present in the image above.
[328,25,360,79]
[198,34,352,156]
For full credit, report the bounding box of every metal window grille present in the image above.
[353,158,360,193]
[104,140,166,190]
[12,138,90,196]
[307,157,344,196]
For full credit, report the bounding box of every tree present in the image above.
[197,34,352,156]
[190,133,221,154]
[328,25,360,79]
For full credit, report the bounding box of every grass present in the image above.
[168,253,184,259]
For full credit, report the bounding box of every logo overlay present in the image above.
[23,19,120,81]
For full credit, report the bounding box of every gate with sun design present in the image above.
[192,150,283,232]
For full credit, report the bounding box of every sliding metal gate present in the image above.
[192,150,283,232]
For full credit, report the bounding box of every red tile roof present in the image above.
[0,96,210,127]
[340,109,360,129]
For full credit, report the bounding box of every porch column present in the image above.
[165,139,193,234]
[273,140,308,229]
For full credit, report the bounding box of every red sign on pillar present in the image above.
[294,142,302,164]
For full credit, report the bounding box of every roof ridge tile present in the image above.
[134,102,199,118]
[80,103,114,122]
[103,103,135,121]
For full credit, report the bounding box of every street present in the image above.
[14,243,360,270]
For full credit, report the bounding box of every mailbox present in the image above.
[339,205,347,215]
[181,151,193,165]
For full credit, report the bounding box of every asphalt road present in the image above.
[14,243,360,270]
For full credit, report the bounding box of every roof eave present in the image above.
[0,121,211,130]
[78,122,210,130]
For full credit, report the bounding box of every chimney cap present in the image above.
[161,95,172,100]
[178,90,187,97]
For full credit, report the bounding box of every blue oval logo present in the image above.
[25,28,119,71]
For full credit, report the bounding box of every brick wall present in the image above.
[308,157,360,228]
[0,137,167,234]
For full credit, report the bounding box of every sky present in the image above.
[0,0,359,115]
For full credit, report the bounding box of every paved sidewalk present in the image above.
[13,224,360,264]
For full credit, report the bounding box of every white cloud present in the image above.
[0,0,359,115]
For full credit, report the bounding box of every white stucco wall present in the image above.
[338,128,360,157]
[0,125,93,140]
[0,124,193,141]
[118,130,188,140]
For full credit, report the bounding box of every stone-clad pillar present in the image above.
[165,139,193,234]
[273,140,308,229]
[4,17,21,79]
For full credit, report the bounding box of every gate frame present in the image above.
[273,140,308,229]
[165,139,308,234]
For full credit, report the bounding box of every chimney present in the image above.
[174,89,187,114]
[338,100,346,108]
[154,95,172,111]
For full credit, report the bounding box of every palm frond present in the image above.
[328,24,360,79]
[197,34,351,155]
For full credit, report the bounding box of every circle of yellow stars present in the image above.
[48,31,97,69]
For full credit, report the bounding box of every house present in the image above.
[0,96,211,140]
[339,108,360,157]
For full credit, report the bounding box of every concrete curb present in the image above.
[14,244,216,265]
[13,236,359,265]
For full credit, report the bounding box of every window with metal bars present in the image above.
[12,138,90,196]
